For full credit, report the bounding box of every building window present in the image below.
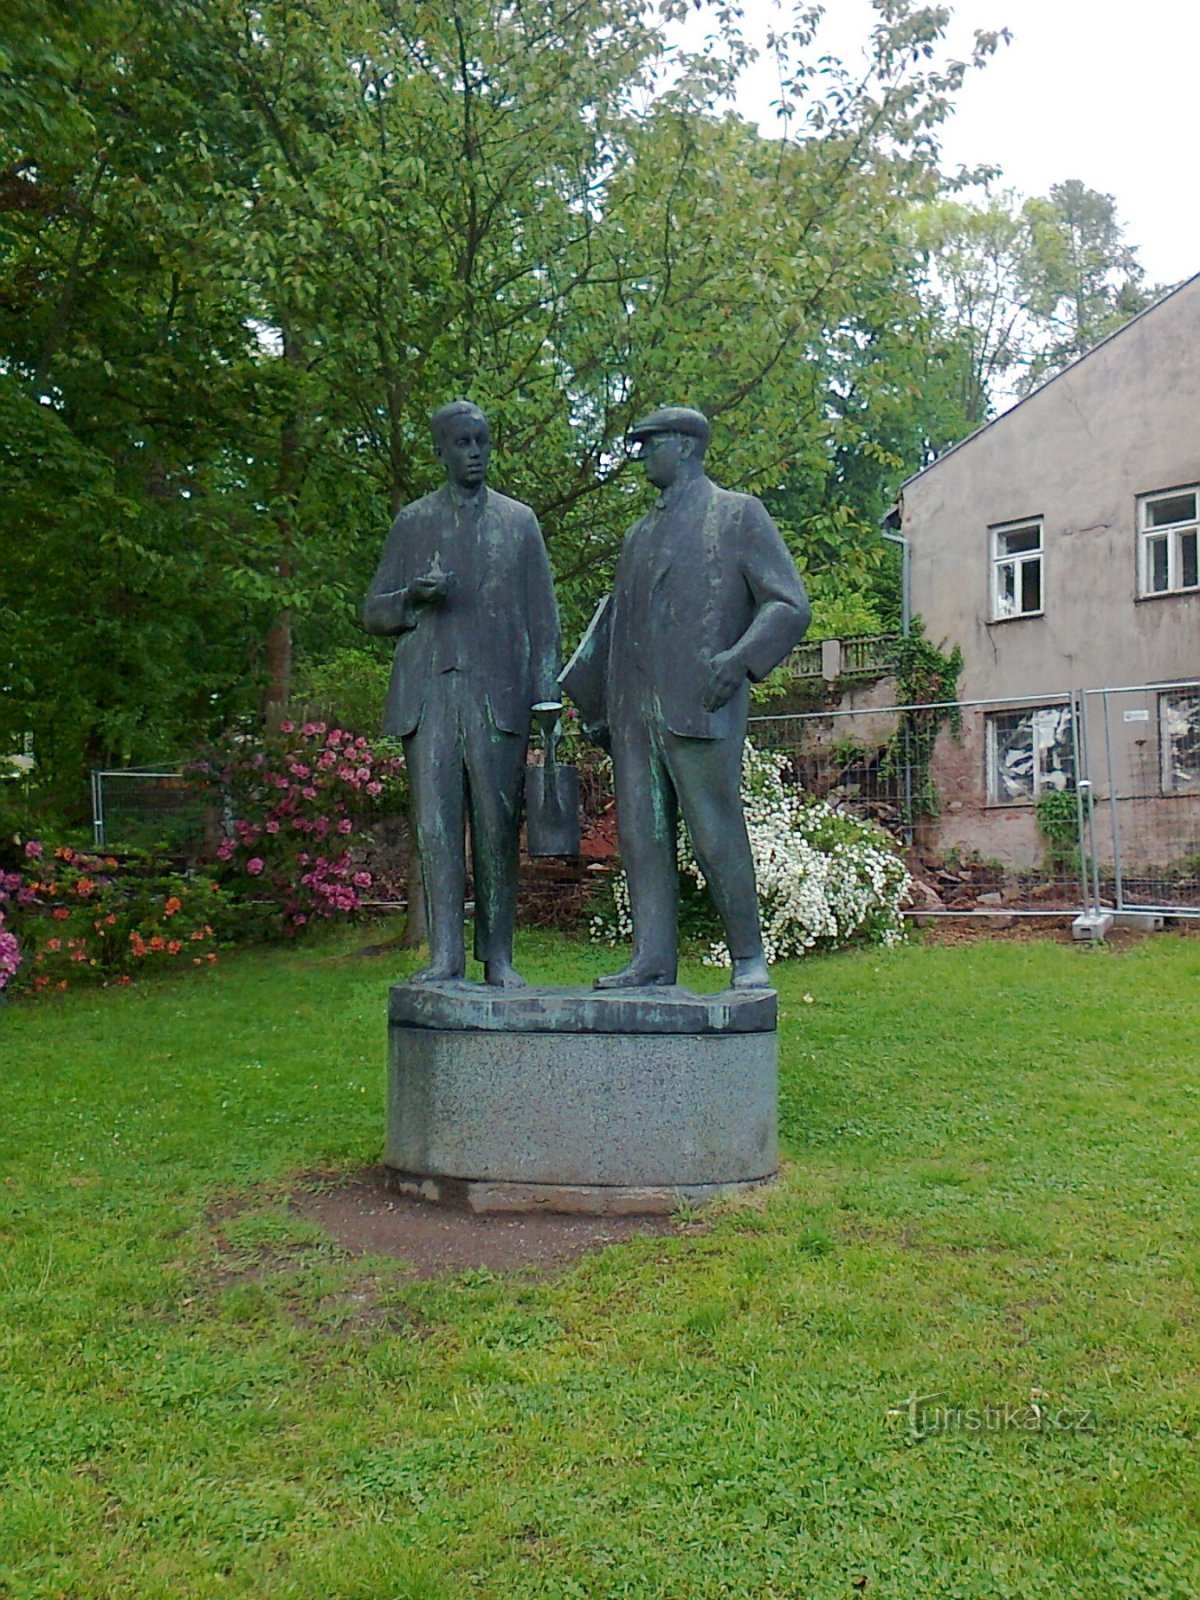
[986,705,1074,802]
[1139,487,1199,597]
[991,519,1043,619]
[1160,692,1200,792]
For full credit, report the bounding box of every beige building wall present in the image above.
[902,273,1200,703]
[899,275,1200,869]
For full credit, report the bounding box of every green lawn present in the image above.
[2,930,1199,1599]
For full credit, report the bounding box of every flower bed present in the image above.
[0,841,224,995]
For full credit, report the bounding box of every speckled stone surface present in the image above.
[384,986,778,1210]
[388,980,776,1035]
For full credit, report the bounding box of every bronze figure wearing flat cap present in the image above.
[583,406,810,990]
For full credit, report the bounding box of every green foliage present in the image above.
[293,648,393,739]
[883,620,964,820]
[1035,788,1080,849]
[1035,785,1093,876]
[917,179,1165,419]
[1,0,1001,789]
[2,931,1200,1594]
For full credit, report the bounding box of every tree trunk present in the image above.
[262,324,303,721]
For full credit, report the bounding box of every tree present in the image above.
[917,179,1166,423]
[1,0,1002,796]
[1019,178,1159,386]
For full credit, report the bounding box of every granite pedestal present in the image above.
[384,982,778,1213]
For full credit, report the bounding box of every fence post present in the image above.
[1099,688,1125,912]
[91,770,105,850]
[1077,690,1104,912]
[1070,690,1092,916]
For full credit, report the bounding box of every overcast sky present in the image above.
[682,0,1198,287]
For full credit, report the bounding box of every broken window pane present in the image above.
[996,561,1017,616]
[988,706,1074,802]
[1160,693,1200,791]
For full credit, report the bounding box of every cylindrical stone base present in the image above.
[384,982,778,1214]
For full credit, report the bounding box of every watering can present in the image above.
[524,701,580,857]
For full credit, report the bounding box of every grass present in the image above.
[2,927,1199,1599]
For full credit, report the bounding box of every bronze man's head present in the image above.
[431,400,491,492]
[628,406,710,491]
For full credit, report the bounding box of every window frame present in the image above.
[989,517,1044,622]
[985,703,1075,805]
[1137,485,1200,599]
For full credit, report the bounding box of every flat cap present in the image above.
[628,406,710,448]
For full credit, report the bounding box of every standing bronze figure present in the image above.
[362,400,560,987]
[573,406,810,991]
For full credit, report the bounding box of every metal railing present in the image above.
[783,633,899,683]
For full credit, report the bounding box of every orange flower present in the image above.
[167,939,182,955]
[192,957,202,967]
[55,846,75,862]
[75,878,95,896]
[116,975,132,986]
[52,908,70,921]
[164,897,182,917]
[149,935,165,952]
[34,976,49,990]
[105,857,118,868]
[206,952,217,964]
[46,938,61,953]
[57,980,68,990]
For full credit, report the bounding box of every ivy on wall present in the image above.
[885,620,964,822]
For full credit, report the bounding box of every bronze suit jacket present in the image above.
[606,474,810,740]
[362,484,559,739]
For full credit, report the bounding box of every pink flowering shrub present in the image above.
[0,909,20,992]
[194,719,405,936]
[0,843,224,996]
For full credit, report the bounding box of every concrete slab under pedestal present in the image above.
[385,981,778,1214]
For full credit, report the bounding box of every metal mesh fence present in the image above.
[90,768,213,854]
[1081,681,1200,914]
[748,680,1200,921]
[89,682,1200,927]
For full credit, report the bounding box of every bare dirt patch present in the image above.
[288,1167,681,1279]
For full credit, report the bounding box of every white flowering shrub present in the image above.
[590,743,911,961]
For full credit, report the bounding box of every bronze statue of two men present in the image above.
[362,401,811,992]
